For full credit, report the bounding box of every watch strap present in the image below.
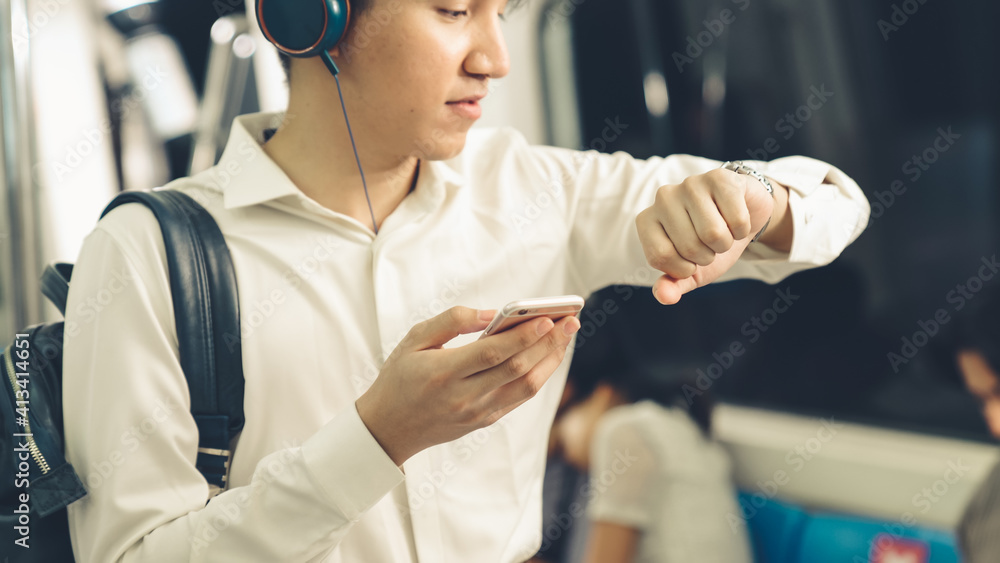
[721,160,774,242]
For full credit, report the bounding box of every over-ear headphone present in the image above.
[256,0,352,76]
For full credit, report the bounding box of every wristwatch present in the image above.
[720,160,774,243]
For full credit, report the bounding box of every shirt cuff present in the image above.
[300,402,405,521]
[746,156,870,266]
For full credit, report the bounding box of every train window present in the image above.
[542,0,1000,440]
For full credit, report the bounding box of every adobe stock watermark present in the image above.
[396,418,511,518]
[32,66,170,185]
[569,262,684,352]
[198,112,297,196]
[745,85,834,161]
[191,439,302,554]
[509,117,629,239]
[10,0,72,56]
[222,231,343,353]
[582,117,630,153]
[672,0,751,73]
[727,418,843,532]
[887,254,998,373]
[859,459,969,563]
[545,0,587,26]
[537,448,639,552]
[867,126,960,227]
[352,279,475,395]
[55,269,136,354]
[877,0,932,41]
[572,271,799,358]
[212,0,246,16]
[401,79,504,166]
[84,396,183,491]
[683,286,800,402]
[381,277,471,356]
[557,264,670,354]
[11,336,33,550]
[339,1,404,64]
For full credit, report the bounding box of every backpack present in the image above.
[1,189,245,562]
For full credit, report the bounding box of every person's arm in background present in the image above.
[63,203,579,562]
[583,522,641,563]
[581,410,657,563]
[515,137,870,298]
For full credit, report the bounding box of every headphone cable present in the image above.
[326,52,379,235]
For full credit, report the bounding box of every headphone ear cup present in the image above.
[256,0,351,58]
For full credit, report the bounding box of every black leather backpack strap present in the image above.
[99,189,245,488]
[40,263,74,316]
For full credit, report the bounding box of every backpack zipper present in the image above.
[4,344,52,474]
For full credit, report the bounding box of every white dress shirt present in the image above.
[588,401,752,563]
[63,111,870,562]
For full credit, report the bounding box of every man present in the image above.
[63,0,870,561]
[954,287,1000,561]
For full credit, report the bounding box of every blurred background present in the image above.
[1,0,997,560]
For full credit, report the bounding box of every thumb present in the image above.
[652,235,755,305]
[401,306,496,351]
[651,275,693,306]
[654,176,772,305]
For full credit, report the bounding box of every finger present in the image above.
[741,174,777,234]
[472,316,580,393]
[450,316,556,378]
[652,274,694,305]
[685,187,737,254]
[655,187,717,266]
[652,229,756,305]
[713,173,753,241]
[636,210,698,279]
[487,332,577,414]
[402,306,496,351]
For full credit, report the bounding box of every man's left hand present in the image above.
[635,168,788,305]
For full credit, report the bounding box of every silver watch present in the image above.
[721,160,774,243]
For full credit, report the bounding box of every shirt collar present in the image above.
[204,111,468,211]
[204,112,300,210]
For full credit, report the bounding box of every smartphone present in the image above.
[479,295,585,339]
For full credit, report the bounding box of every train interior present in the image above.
[1,0,998,561]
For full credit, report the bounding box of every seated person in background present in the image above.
[527,386,593,563]
[953,285,1000,561]
[546,322,753,563]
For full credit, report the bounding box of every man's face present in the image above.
[331,0,510,160]
[957,349,1000,439]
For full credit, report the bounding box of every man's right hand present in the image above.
[355,306,581,466]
